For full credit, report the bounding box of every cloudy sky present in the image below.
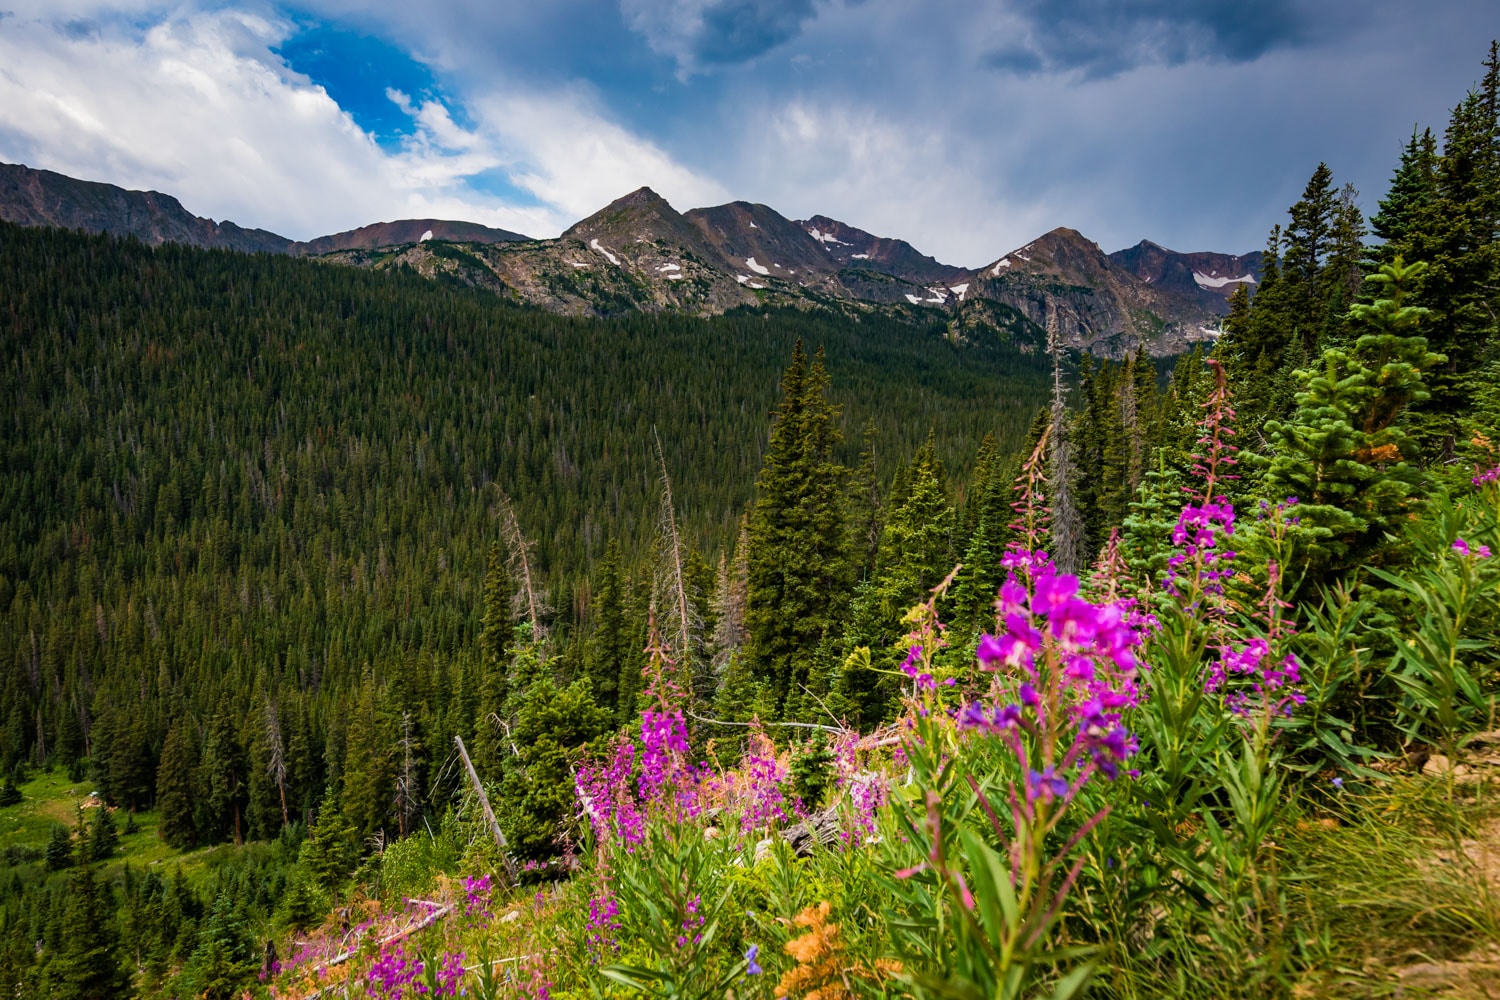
[0,1,1493,266]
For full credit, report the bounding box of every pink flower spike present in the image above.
[1453,538,1471,556]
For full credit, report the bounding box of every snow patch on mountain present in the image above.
[745,257,769,275]
[590,239,619,265]
[950,283,969,300]
[1192,272,1256,289]
[419,230,433,242]
[807,227,849,246]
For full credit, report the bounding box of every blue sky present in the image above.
[0,1,1494,265]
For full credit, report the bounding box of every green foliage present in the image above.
[1371,497,1500,761]
[497,671,611,860]
[744,343,857,718]
[1260,259,1443,579]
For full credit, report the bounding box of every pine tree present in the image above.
[299,800,357,900]
[87,806,119,862]
[186,887,257,1000]
[1396,50,1500,459]
[479,541,514,688]
[45,823,74,871]
[586,540,630,717]
[200,698,248,846]
[744,342,853,718]
[340,679,394,840]
[47,862,130,999]
[1370,128,1439,266]
[1260,259,1443,578]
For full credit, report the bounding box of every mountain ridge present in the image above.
[0,160,1252,356]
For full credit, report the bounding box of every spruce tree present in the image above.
[200,698,248,846]
[744,342,852,718]
[1260,259,1443,578]
[45,823,74,871]
[47,863,130,999]
[87,806,119,862]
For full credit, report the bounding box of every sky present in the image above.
[0,1,1493,267]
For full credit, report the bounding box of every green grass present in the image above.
[0,766,221,879]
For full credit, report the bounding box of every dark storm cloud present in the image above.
[694,0,819,65]
[985,0,1339,78]
[61,17,101,41]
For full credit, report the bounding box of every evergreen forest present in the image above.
[1,41,1499,1000]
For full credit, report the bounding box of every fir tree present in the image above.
[340,679,395,840]
[1370,128,1439,266]
[1260,259,1443,578]
[47,862,130,999]
[87,806,119,862]
[44,823,74,871]
[586,540,630,717]
[200,698,248,846]
[744,342,853,718]
[496,676,609,860]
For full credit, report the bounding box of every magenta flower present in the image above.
[1025,767,1070,804]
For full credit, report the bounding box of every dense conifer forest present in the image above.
[1,41,1499,1000]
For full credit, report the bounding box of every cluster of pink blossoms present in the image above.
[365,945,423,1000]
[737,735,791,834]
[1473,465,1499,487]
[1453,538,1493,559]
[961,568,1142,794]
[575,739,646,846]
[1207,638,1306,717]
[576,707,706,848]
[585,889,620,959]
[1165,499,1237,600]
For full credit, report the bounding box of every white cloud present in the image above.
[0,6,725,239]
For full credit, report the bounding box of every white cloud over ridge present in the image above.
[0,7,725,239]
[1,1,1497,264]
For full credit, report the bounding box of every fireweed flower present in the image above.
[1165,500,1237,600]
[1453,538,1491,558]
[586,889,621,959]
[1212,639,1306,718]
[366,944,423,1000]
[575,738,647,847]
[434,951,465,997]
[1473,465,1499,487]
[900,644,938,691]
[961,563,1142,794]
[462,874,493,922]
[1026,767,1070,804]
[738,732,790,834]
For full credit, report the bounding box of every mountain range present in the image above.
[0,160,1261,357]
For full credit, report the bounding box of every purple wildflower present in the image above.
[745,944,763,975]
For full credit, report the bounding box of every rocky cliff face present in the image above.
[797,214,969,285]
[968,228,1224,356]
[1109,240,1262,310]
